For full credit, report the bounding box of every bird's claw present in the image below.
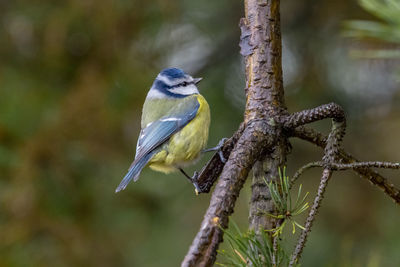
[218,150,227,163]
[190,171,201,195]
[203,137,228,163]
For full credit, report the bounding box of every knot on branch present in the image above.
[194,117,280,195]
[246,118,275,135]
[246,118,280,155]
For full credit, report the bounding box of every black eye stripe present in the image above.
[171,81,194,88]
[181,81,192,86]
[153,79,197,98]
[154,79,194,91]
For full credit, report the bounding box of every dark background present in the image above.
[0,0,399,266]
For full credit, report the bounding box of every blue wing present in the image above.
[115,97,200,192]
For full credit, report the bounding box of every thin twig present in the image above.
[331,161,400,170]
[272,234,278,267]
[289,169,332,266]
[289,161,399,191]
[291,127,400,205]
[289,104,346,265]
[290,161,323,188]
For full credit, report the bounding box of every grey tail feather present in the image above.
[115,151,155,193]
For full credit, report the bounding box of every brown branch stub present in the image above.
[196,123,245,193]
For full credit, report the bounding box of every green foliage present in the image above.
[265,168,309,236]
[218,168,307,267]
[217,221,288,267]
[343,0,400,58]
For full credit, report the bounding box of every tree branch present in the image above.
[289,169,332,266]
[182,0,400,265]
[283,103,345,129]
[290,108,346,265]
[242,0,288,233]
[181,121,275,267]
[331,161,400,170]
[182,0,288,264]
[196,123,245,194]
[290,161,323,188]
[291,127,400,204]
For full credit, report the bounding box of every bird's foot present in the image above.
[202,137,228,163]
[179,168,202,195]
[191,171,201,195]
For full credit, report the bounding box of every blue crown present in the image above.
[160,68,186,79]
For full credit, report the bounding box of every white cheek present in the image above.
[168,84,199,95]
[146,88,169,99]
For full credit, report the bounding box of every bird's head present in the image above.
[147,68,202,99]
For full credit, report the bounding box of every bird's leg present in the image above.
[179,138,228,194]
[179,168,201,194]
[202,137,228,163]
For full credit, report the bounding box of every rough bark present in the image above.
[195,123,245,194]
[181,121,275,267]
[242,0,288,232]
[181,1,288,265]
[181,0,400,266]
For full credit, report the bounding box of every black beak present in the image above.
[193,77,203,84]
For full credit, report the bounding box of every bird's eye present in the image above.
[182,82,188,86]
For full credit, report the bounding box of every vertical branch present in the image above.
[289,169,332,266]
[241,0,285,122]
[242,0,288,232]
[181,122,274,267]
[183,0,288,265]
[290,114,346,265]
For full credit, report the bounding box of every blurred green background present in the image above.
[0,0,399,266]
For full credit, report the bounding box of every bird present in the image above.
[115,67,214,193]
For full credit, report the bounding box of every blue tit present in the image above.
[116,68,211,192]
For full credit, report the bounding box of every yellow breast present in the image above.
[148,94,210,173]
